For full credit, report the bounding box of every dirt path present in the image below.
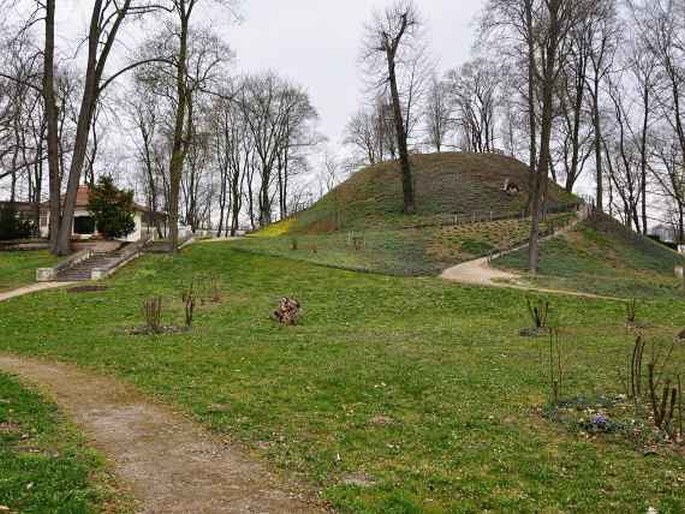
[0,355,324,513]
[0,282,75,302]
[440,207,622,301]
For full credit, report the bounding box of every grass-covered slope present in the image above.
[496,213,685,299]
[1,245,685,512]
[236,153,580,275]
[275,152,578,234]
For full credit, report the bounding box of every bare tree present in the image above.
[344,107,382,165]
[45,0,163,255]
[363,0,422,214]
[424,75,452,152]
[484,0,588,273]
[445,58,500,153]
[240,73,317,227]
[585,0,618,212]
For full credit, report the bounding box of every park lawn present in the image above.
[0,372,128,513]
[0,251,60,292]
[1,244,685,512]
[495,214,685,300]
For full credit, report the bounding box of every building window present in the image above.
[73,216,96,235]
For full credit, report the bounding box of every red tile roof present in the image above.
[40,185,150,212]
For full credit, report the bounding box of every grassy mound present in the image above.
[273,152,578,234]
[237,152,580,275]
[495,213,685,299]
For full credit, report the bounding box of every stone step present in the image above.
[51,244,138,282]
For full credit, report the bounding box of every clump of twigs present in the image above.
[520,297,550,336]
[628,335,646,402]
[273,297,301,326]
[207,274,221,303]
[548,329,564,405]
[625,335,684,439]
[646,339,682,436]
[143,296,162,334]
[625,299,638,329]
[182,284,195,328]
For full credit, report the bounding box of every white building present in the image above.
[37,185,161,242]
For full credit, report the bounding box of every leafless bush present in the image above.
[548,330,564,405]
[626,299,638,328]
[523,297,549,335]
[628,335,646,402]
[143,297,163,334]
[208,275,221,303]
[182,285,195,328]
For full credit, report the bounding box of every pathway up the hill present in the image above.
[440,205,621,301]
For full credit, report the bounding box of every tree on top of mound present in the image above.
[88,177,136,240]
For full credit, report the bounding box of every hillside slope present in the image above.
[269,152,578,235]
[235,153,580,276]
[495,213,685,299]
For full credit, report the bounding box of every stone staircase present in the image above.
[55,246,131,282]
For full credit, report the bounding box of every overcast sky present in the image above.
[229,1,485,145]
[45,0,484,149]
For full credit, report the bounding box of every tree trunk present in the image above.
[529,0,561,276]
[592,78,604,212]
[387,50,415,215]
[639,86,650,234]
[168,10,190,252]
[43,0,61,250]
[525,0,537,216]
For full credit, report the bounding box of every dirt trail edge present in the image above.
[0,355,325,514]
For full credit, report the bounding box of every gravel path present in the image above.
[0,282,75,302]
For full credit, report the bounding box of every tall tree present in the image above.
[424,75,452,152]
[42,0,60,250]
[51,0,160,255]
[585,0,618,212]
[363,0,422,214]
[484,0,587,274]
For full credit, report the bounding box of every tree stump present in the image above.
[273,297,301,325]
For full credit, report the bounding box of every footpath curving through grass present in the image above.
[495,214,685,300]
[0,251,59,292]
[0,372,126,513]
[1,244,685,512]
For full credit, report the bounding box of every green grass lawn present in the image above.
[495,214,685,299]
[235,214,575,277]
[1,244,685,512]
[0,372,125,513]
[0,251,60,292]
